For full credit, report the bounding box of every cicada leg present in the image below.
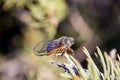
[67,48,74,55]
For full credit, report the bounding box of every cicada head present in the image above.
[58,36,74,47]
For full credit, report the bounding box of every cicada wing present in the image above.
[33,41,50,56]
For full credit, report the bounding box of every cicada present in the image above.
[33,36,74,56]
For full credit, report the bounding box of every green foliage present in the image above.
[2,0,68,43]
[50,47,120,80]
[0,1,68,80]
[3,0,67,28]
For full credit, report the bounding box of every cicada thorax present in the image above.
[58,36,74,48]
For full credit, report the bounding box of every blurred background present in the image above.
[0,0,120,80]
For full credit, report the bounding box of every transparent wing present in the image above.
[33,41,50,56]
